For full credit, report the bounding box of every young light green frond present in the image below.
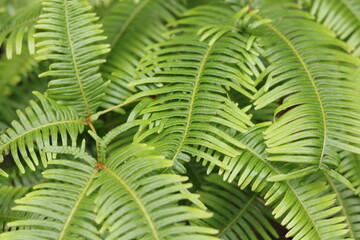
[100,0,185,111]
[217,123,350,240]
[35,0,110,117]
[92,143,218,240]
[0,147,100,240]
[125,4,264,172]
[0,92,85,176]
[310,0,360,57]
[252,2,360,172]
[0,186,31,233]
[193,174,278,240]
[0,0,42,59]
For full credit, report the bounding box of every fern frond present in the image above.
[90,141,218,240]
[0,92,85,175]
[125,4,264,172]
[100,0,185,111]
[0,0,41,59]
[35,0,110,117]
[310,0,360,57]
[252,2,360,172]
[193,174,278,240]
[338,151,360,194]
[325,170,360,239]
[0,186,31,233]
[218,123,350,240]
[0,145,100,240]
[0,52,38,98]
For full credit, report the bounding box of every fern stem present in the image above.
[254,13,328,170]
[97,98,143,116]
[58,167,98,240]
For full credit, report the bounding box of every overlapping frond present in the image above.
[89,130,218,240]
[0,145,100,240]
[35,0,110,116]
[252,1,360,174]
[0,186,31,233]
[0,92,85,176]
[125,4,264,172]
[325,155,360,239]
[0,0,42,59]
[100,0,185,111]
[217,123,350,240]
[310,0,360,57]
[193,174,278,240]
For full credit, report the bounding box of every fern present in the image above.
[0,92,85,175]
[125,4,263,172]
[0,186,31,232]
[0,0,360,239]
[0,0,42,59]
[252,1,360,174]
[310,0,360,57]
[100,0,185,111]
[193,174,278,240]
[0,145,100,240]
[92,143,217,239]
[217,123,350,239]
[35,0,110,117]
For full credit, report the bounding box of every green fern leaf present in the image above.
[0,92,85,175]
[219,123,350,240]
[310,0,360,57]
[252,2,360,171]
[0,0,41,59]
[0,145,100,240]
[100,0,185,111]
[193,174,279,240]
[35,0,110,117]
[91,142,218,240]
[0,186,31,233]
[125,4,264,172]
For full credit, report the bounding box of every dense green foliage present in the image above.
[0,0,360,239]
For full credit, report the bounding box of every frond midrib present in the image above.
[102,165,160,240]
[64,0,91,116]
[324,172,355,239]
[110,0,151,48]
[217,193,257,237]
[57,168,98,240]
[171,43,214,162]
[340,0,360,22]
[254,13,327,169]
[0,120,85,153]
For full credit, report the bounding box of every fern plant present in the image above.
[0,0,360,239]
